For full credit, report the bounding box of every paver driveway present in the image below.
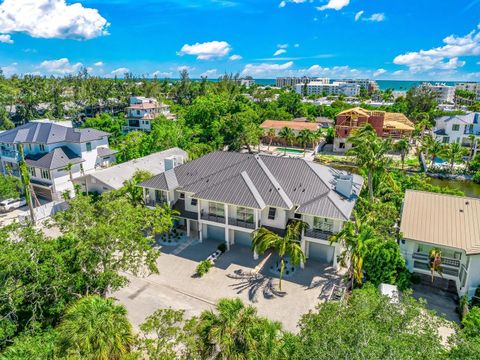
[112,239,342,332]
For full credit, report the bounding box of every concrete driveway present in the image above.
[112,239,342,332]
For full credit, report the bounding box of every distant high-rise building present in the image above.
[456,82,480,101]
[294,81,360,97]
[275,76,313,88]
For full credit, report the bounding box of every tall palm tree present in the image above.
[252,220,307,290]
[266,128,276,152]
[395,139,410,170]
[422,136,445,165]
[313,128,324,152]
[330,218,376,289]
[468,134,477,159]
[444,142,468,171]
[429,248,442,283]
[278,127,295,155]
[347,124,392,200]
[56,296,134,360]
[297,129,315,157]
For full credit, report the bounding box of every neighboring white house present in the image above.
[73,148,187,194]
[295,81,360,97]
[433,113,480,153]
[0,120,114,201]
[139,152,363,268]
[123,96,174,133]
[400,190,480,298]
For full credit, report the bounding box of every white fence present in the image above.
[19,201,68,223]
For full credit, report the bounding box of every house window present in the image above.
[191,198,198,206]
[442,137,450,144]
[294,213,302,219]
[208,202,225,217]
[39,144,46,152]
[179,192,185,199]
[237,207,254,223]
[452,124,460,131]
[40,169,50,180]
[313,217,334,232]
[155,190,167,204]
[86,142,92,152]
[339,142,345,149]
[268,207,276,220]
[28,167,35,177]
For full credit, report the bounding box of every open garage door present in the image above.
[234,230,252,247]
[207,225,225,242]
[308,242,334,265]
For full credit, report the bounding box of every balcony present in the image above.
[412,252,460,277]
[228,217,255,229]
[145,199,167,207]
[201,213,225,224]
[1,149,19,159]
[304,228,333,241]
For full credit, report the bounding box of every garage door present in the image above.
[32,186,53,202]
[235,231,252,247]
[308,242,334,264]
[207,225,225,242]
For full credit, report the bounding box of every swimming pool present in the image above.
[276,147,304,154]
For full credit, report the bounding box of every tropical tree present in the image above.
[429,248,442,283]
[297,129,315,157]
[444,142,468,170]
[56,296,134,359]
[330,218,377,288]
[422,135,445,165]
[251,220,307,290]
[278,127,295,155]
[347,124,392,200]
[395,139,410,169]
[265,128,276,152]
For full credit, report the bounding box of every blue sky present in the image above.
[0,0,479,80]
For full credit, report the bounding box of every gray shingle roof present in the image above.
[140,152,364,221]
[25,146,84,170]
[97,147,118,157]
[0,122,110,145]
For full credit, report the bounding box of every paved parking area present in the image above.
[0,205,29,226]
[113,239,342,332]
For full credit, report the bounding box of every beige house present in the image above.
[400,190,480,298]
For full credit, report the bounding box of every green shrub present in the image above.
[217,243,227,253]
[473,171,480,184]
[196,260,213,277]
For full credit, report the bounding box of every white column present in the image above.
[187,219,191,237]
[300,231,306,269]
[199,223,203,243]
[333,244,338,269]
[225,204,230,251]
[254,209,259,229]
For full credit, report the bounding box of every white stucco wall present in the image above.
[260,207,288,228]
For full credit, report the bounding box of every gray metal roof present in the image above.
[25,146,84,170]
[437,113,479,125]
[97,147,118,157]
[0,122,110,145]
[140,152,363,220]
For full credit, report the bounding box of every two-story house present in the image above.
[433,113,480,155]
[400,190,480,298]
[123,96,173,133]
[139,152,363,268]
[0,120,114,201]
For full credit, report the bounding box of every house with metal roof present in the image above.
[400,190,480,297]
[0,120,115,201]
[139,152,363,267]
[123,96,174,133]
[73,148,187,194]
[433,113,480,155]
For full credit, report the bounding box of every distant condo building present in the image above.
[423,83,455,104]
[341,79,379,93]
[123,96,174,133]
[456,82,480,101]
[276,76,313,88]
[295,80,360,97]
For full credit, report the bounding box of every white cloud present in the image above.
[317,0,350,11]
[277,43,289,49]
[366,13,385,22]
[294,43,300,48]
[1,62,17,76]
[200,69,219,78]
[94,61,104,67]
[241,61,294,77]
[393,24,480,72]
[177,41,231,60]
[354,10,364,21]
[373,68,387,77]
[176,65,195,73]
[0,34,13,44]
[152,70,173,78]
[279,0,308,7]
[229,54,243,61]
[279,1,286,8]
[110,67,130,77]
[38,58,83,75]
[0,0,109,41]
[273,49,287,56]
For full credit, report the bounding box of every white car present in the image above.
[0,198,27,212]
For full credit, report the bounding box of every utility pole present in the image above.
[18,144,36,225]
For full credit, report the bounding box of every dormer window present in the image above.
[39,144,46,152]
[86,142,92,152]
[268,207,276,220]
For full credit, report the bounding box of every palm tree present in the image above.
[468,134,477,159]
[266,128,276,152]
[278,127,295,155]
[429,248,442,283]
[56,296,134,360]
[252,220,307,290]
[313,128,324,152]
[297,129,315,157]
[330,218,376,289]
[347,124,392,200]
[395,139,410,169]
[443,142,468,171]
[422,136,445,165]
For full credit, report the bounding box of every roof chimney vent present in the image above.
[336,174,354,198]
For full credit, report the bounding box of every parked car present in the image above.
[0,198,27,212]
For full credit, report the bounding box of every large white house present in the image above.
[0,120,114,201]
[400,190,480,298]
[123,96,174,133]
[433,113,480,153]
[139,152,363,267]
